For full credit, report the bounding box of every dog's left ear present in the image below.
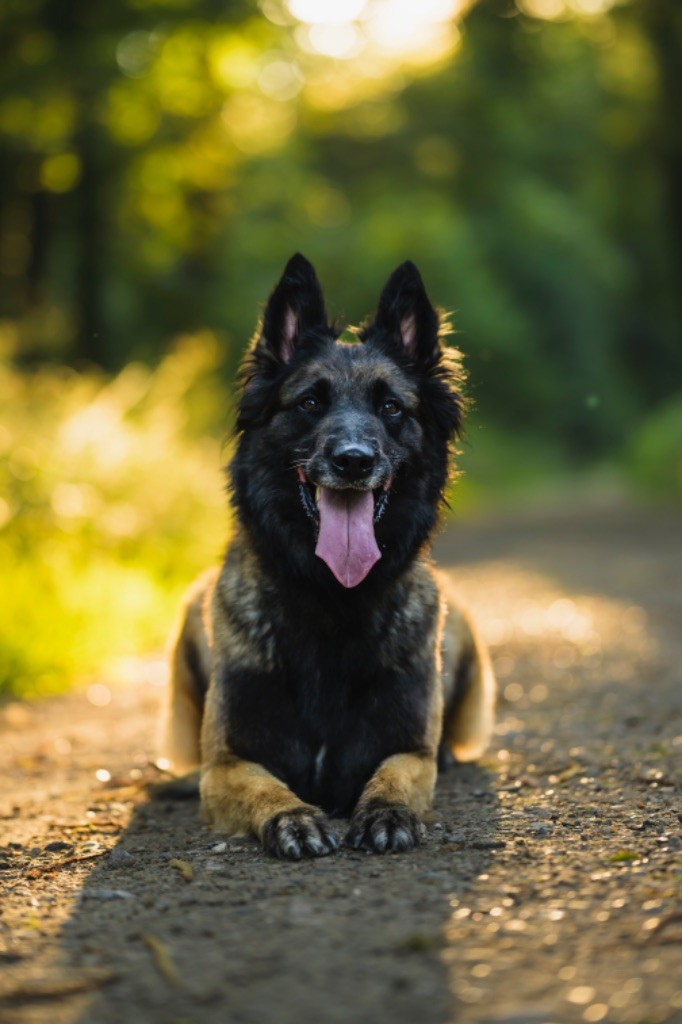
[370,261,441,366]
[259,253,328,364]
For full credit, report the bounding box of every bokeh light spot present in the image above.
[567,987,597,1005]
[504,682,524,703]
[306,23,363,59]
[258,59,304,100]
[40,153,81,193]
[288,0,367,25]
[87,683,111,707]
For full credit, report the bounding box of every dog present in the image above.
[162,254,495,858]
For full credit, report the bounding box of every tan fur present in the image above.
[438,570,496,762]
[356,752,437,816]
[162,567,217,772]
[201,759,313,837]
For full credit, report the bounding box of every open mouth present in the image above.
[296,470,390,526]
[296,468,391,588]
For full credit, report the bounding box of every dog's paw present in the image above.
[345,802,424,854]
[262,807,340,860]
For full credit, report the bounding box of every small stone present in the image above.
[82,889,136,901]
[530,824,552,838]
[472,839,506,850]
[527,807,551,819]
[445,832,466,844]
[45,841,74,853]
[211,842,228,854]
[109,848,135,865]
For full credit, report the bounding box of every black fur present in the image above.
[215,255,466,816]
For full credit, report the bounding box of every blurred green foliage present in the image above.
[2,0,680,455]
[0,338,226,696]
[0,0,680,695]
[629,396,682,498]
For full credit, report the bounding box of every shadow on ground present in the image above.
[1,758,500,1024]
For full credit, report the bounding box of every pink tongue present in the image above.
[315,488,381,588]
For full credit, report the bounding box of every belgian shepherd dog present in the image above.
[163,254,495,859]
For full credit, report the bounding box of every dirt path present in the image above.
[1,498,680,1024]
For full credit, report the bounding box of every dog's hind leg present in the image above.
[161,568,218,773]
[439,586,496,764]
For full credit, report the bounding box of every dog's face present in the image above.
[232,254,464,591]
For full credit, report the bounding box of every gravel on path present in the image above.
[0,498,680,1024]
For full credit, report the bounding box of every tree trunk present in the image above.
[73,112,106,367]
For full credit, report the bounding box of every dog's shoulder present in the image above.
[402,556,441,617]
[211,530,277,670]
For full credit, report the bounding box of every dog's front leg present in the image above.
[201,755,339,860]
[346,750,437,854]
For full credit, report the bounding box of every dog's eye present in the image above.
[381,398,402,417]
[299,395,319,412]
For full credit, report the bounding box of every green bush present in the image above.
[0,334,230,698]
[448,417,567,514]
[629,397,682,499]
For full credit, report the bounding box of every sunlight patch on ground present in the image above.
[440,560,678,1024]
[450,560,655,717]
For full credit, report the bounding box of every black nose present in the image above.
[331,444,376,481]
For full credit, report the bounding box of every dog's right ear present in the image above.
[368,261,441,367]
[258,253,328,365]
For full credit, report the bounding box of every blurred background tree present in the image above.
[1,0,680,695]
[2,0,681,451]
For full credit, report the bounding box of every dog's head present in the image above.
[232,254,465,590]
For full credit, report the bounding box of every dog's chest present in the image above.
[226,637,431,814]
[221,573,438,813]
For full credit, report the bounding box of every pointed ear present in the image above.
[371,261,441,365]
[259,253,328,364]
